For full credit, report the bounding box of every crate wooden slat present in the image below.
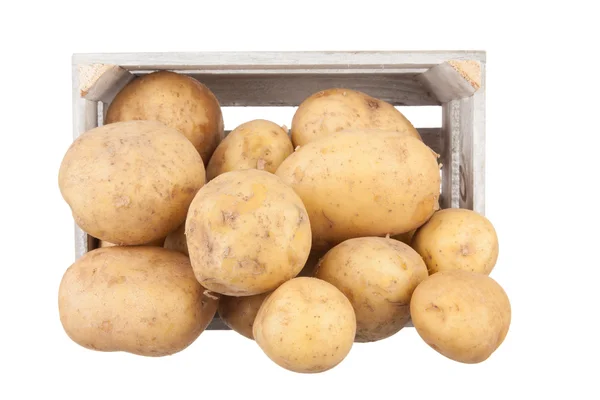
[71,51,486,330]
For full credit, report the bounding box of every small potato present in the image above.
[99,236,166,248]
[253,277,356,373]
[412,208,499,275]
[186,169,312,296]
[218,292,270,340]
[218,251,326,340]
[391,229,416,245]
[206,119,293,180]
[105,70,224,163]
[410,270,511,363]
[315,237,428,342]
[58,120,206,245]
[58,247,219,357]
[164,224,188,256]
[291,88,421,147]
[276,130,440,248]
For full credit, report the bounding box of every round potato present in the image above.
[99,236,166,248]
[291,88,421,147]
[164,224,188,256]
[218,292,270,340]
[275,130,440,248]
[217,251,326,339]
[185,169,312,296]
[253,277,356,373]
[315,237,428,342]
[58,247,219,357]
[59,121,206,245]
[206,119,293,180]
[412,208,499,275]
[105,70,224,163]
[410,270,511,363]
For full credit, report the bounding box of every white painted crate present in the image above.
[71,51,486,330]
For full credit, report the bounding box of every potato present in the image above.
[98,236,166,248]
[163,224,188,256]
[218,292,270,340]
[253,277,356,373]
[185,169,312,296]
[291,88,421,147]
[217,251,325,340]
[391,229,416,245]
[275,130,440,248]
[315,237,428,342]
[58,121,206,245]
[410,270,511,363]
[58,247,219,357]
[105,70,224,163]
[206,119,293,180]
[412,208,499,275]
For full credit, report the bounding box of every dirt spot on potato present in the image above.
[321,210,334,228]
[221,210,239,227]
[366,99,380,109]
[100,320,113,333]
[107,276,126,286]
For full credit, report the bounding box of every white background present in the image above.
[1,1,598,399]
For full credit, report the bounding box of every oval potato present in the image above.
[186,169,312,296]
[105,70,224,163]
[275,130,440,248]
[412,208,499,275]
[315,237,428,342]
[58,247,219,357]
[410,270,511,364]
[207,119,293,180]
[253,277,356,373]
[58,121,206,245]
[291,88,421,147]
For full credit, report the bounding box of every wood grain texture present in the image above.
[440,100,461,209]
[78,64,134,103]
[164,73,439,106]
[73,51,486,73]
[418,60,481,103]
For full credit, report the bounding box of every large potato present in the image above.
[163,224,188,256]
[206,119,293,180]
[275,130,440,248]
[291,88,421,147]
[105,70,224,163]
[253,277,356,373]
[58,247,219,357]
[315,237,428,342]
[412,208,499,275]
[185,169,312,296]
[410,270,511,364]
[59,121,206,245]
[218,251,325,340]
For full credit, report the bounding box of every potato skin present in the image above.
[163,224,188,256]
[58,247,219,357]
[218,292,270,340]
[410,270,511,364]
[105,70,224,163]
[253,277,356,373]
[185,169,312,296]
[412,208,499,275]
[291,88,421,147]
[206,119,293,180]
[218,251,325,340]
[315,237,428,342]
[275,130,440,248]
[58,121,206,245]
[99,236,166,248]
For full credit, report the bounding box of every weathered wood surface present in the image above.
[418,60,481,103]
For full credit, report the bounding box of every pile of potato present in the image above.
[58,71,511,372]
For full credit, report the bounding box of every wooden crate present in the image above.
[71,51,486,330]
